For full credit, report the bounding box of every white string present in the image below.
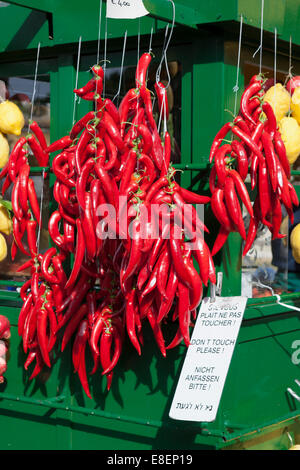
[72,36,82,126]
[252,0,264,75]
[103,15,108,99]
[252,279,300,312]
[156,0,176,90]
[148,24,154,53]
[96,0,103,65]
[146,24,154,85]
[112,30,127,105]
[28,42,41,132]
[233,14,243,116]
[137,17,141,65]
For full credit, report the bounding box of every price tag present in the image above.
[169,296,247,423]
[106,0,149,19]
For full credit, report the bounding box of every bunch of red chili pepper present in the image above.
[2,54,216,398]
[209,73,299,256]
[0,120,55,379]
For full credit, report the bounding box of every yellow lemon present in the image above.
[278,116,300,164]
[290,223,300,248]
[263,83,291,122]
[0,100,25,136]
[291,86,300,125]
[0,132,9,168]
[0,203,11,236]
[292,249,300,264]
[0,233,7,262]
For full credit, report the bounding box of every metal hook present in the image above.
[210,272,223,303]
[155,0,176,90]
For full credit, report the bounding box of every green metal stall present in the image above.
[0,0,299,450]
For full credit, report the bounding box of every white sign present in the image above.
[169,296,247,422]
[106,0,149,19]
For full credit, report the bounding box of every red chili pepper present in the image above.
[70,111,96,140]
[136,52,152,89]
[29,348,44,380]
[101,324,123,375]
[18,163,30,216]
[160,131,171,177]
[74,77,97,97]
[274,130,291,179]
[103,133,118,171]
[231,140,249,181]
[119,88,139,138]
[48,211,67,250]
[29,121,48,150]
[8,137,27,182]
[37,307,51,367]
[26,219,38,257]
[75,126,94,175]
[13,216,30,257]
[65,219,85,290]
[177,281,191,348]
[61,304,88,352]
[98,111,125,153]
[211,225,231,256]
[94,162,118,209]
[104,98,121,128]
[155,81,169,121]
[240,81,263,125]
[89,309,108,358]
[125,290,141,355]
[177,186,210,205]
[12,176,24,221]
[75,319,92,399]
[288,181,299,207]
[231,125,264,162]
[81,192,97,261]
[228,169,253,218]
[140,86,157,131]
[119,150,137,195]
[224,176,246,239]
[41,247,60,285]
[27,134,49,166]
[233,116,251,135]
[209,122,233,163]
[243,197,260,256]
[28,178,41,226]
[261,131,278,192]
[262,102,277,137]
[214,144,232,186]
[18,293,33,337]
[258,159,272,227]
[52,152,76,188]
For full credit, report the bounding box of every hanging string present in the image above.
[253,0,264,75]
[28,42,41,133]
[146,24,154,86]
[72,36,82,126]
[148,24,154,54]
[103,15,108,99]
[233,14,243,117]
[156,0,176,90]
[252,278,300,312]
[137,17,141,63]
[112,30,128,105]
[96,0,103,65]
